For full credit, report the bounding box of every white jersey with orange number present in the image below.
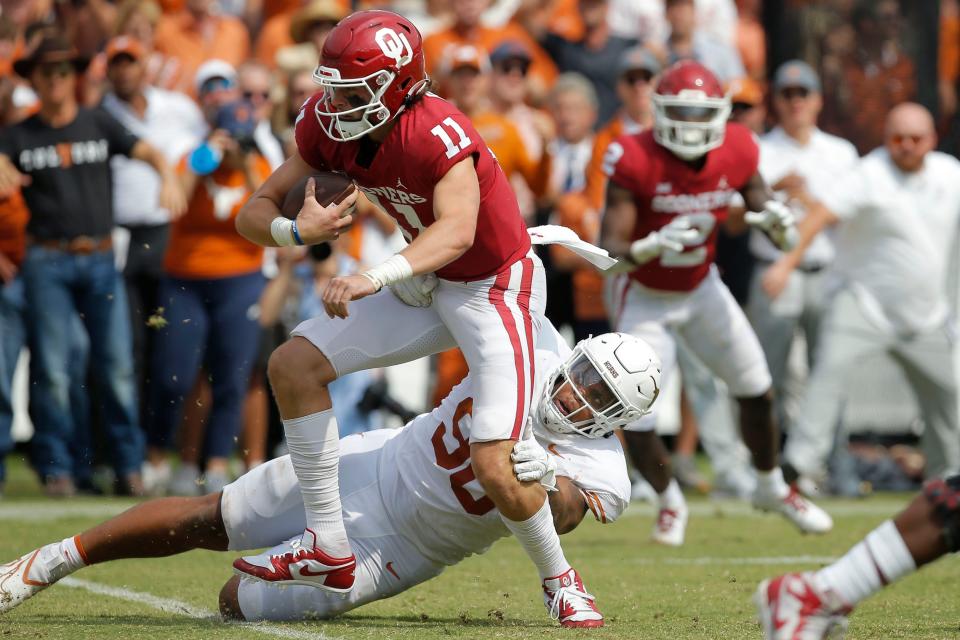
[379,323,631,567]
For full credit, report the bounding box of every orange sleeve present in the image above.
[217,17,252,68]
[511,123,551,198]
[432,349,469,408]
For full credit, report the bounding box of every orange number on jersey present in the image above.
[429,397,495,516]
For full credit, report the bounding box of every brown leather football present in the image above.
[281,172,356,219]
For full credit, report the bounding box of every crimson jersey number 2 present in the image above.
[429,397,494,516]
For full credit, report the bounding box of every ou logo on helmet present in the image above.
[375,28,413,68]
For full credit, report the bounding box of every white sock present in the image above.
[283,410,350,557]
[501,497,571,581]
[814,520,916,606]
[658,479,686,510]
[32,536,88,584]
[756,467,790,499]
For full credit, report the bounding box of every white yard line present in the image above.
[620,500,907,519]
[59,577,338,640]
[0,499,909,522]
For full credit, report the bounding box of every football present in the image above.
[281,171,357,220]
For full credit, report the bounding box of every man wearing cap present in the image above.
[0,36,185,497]
[583,46,660,211]
[101,35,207,443]
[745,60,859,448]
[542,0,639,126]
[728,76,765,134]
[767,102,960,485]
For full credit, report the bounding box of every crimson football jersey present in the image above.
[604,122,759,292]
[295,93,530,282]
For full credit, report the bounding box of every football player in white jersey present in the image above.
[0,325,660,628]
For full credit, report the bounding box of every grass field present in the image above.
[1,454,958,640]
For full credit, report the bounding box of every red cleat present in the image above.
[542,568,603,628]
[233,529,356,592]
[754,572,851,639]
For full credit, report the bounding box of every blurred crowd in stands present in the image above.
[0,0,957,500]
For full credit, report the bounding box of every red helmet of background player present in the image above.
[312,10,430,141]
[652,60,731,160]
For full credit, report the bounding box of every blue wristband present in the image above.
[291,218,305,246]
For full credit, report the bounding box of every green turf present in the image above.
[1,455,958,639]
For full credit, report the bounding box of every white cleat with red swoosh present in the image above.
[0,550,53,614]
[233,529,356,592]
[754,572,851,639]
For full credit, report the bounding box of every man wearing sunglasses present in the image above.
[0,324,660,629]
[0,36,185,498]
[744,61,859,480]
[765,102,960,489]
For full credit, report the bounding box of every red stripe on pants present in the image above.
[517,257,535,435]
[489,264,526,440]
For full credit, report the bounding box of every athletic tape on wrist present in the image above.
[362,254,413,292]
[270,217,297,247]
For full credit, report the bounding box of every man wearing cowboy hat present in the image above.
[0,35,186,497]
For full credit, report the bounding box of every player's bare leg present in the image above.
[756,477,956,639]
[622,430,688,546]
[472,441,602,628]
[0,493,227,613]
[232,337,356,591]
[741,391,832,533]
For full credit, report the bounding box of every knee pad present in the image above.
[923,475,960,553]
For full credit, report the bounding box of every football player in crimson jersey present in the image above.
[0,327,661,628]
[598,60,832,544]
[232,9,576,611]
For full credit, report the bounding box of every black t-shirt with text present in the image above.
[0,107,138,240]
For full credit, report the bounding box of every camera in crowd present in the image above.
[215,99,259,153]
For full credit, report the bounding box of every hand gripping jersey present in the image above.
[604,122,759,292]
[295,93,531,282]
[379,324,631,566]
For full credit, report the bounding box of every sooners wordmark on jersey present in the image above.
[295,92,530,282]
[604,123,759,292]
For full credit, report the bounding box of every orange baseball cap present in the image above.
[443,45,491,75]
[105,36,146,63]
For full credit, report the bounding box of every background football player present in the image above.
[232,10,561,605]
[0,326,661,629]
[598,60,832,546]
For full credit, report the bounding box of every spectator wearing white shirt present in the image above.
[746,60,859,435]
[102,36,207,431]
[766,103,960,481]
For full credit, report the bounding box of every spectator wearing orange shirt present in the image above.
[154,0,251,96]
[144,100,270,495]
[583,46,659,211]
[487,40,555,220]
[423,0,558,103]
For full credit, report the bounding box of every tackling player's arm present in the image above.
[235,151,357,247]
[549,476,589,535]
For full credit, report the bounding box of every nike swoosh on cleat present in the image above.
[385,562,400,581]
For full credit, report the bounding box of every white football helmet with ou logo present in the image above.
[537,333,662,439]
[313,10,429,141]
[652,60,731,160]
